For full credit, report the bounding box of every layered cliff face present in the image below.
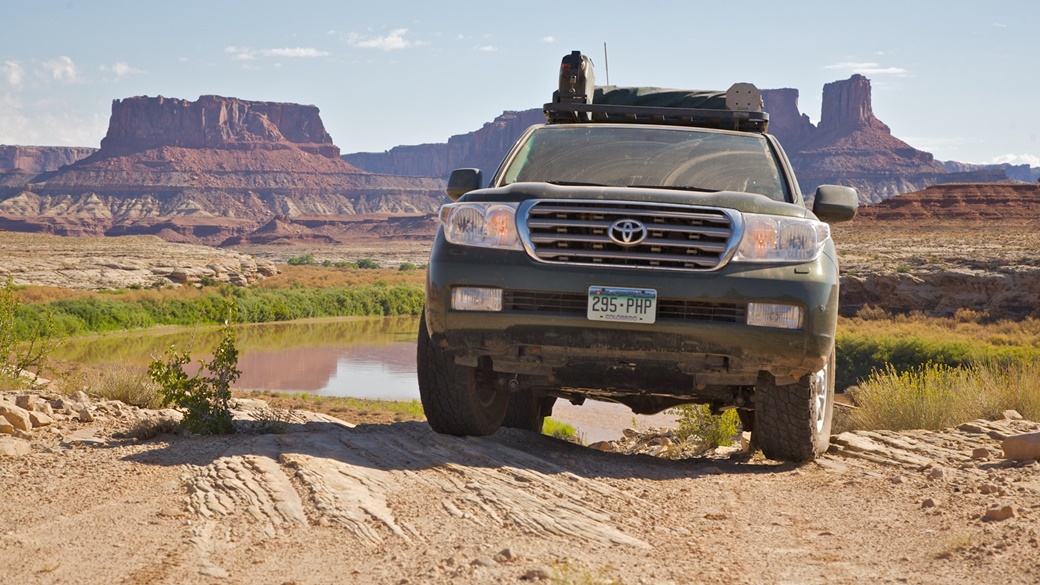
[835,182,1040,320]
[793,76,959,203]
[343,109,546,178]
[99,95,340,158]
[344,77,1012,204]
[0,96,445,245]
[0,145,97,173]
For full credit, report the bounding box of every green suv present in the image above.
[418,51,857,462]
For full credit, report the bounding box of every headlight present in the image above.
[440,202,522,250]
[732,213,830,263]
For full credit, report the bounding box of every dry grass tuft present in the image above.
[838,359,1040,432]
[89,365,165,409]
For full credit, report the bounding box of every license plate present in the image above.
[587,286,657,324]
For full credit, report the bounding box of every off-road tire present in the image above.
[417,315,508,436]
[502,390,556,432]
[753,350,835,462]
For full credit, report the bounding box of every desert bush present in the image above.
[0,277,59,388]
[356,258,380,269]
[839,359,1040,432]
[287,253,317,266]
[672,404,740,449]
[542,417,581,443]
[398,262,418,271]
[92,365,164,409]
[854,305,891,321]
[123,416,183,441]
[148,300,241,434]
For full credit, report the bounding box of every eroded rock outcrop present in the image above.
[0,95,446,246]
[344,77,1011,205]
[343,109,545,178]
[762,76,1002,204]
[0,145,97,173]
[834,183,1040,320]
[99,95,339,158]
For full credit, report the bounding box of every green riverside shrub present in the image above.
[9,284,424,340]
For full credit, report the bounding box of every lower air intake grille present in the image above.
[503,291,745,323]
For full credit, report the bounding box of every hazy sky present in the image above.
[2,0,1037,166]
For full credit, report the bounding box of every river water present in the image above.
[52,315,676,441]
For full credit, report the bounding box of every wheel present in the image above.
[416,314,508,436]
[752,349,835,462]
[502,389,556,432]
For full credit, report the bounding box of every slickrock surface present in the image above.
[3,388,1039,584]
[0,231,277,289]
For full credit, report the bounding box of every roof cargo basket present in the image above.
[544,51,769,133]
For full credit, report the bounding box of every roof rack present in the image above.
[543,51,769,134]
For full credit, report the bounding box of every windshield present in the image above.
[500,125,789,201]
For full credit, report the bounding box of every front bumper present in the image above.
[425,235,839,390]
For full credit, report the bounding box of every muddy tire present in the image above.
[502,390,556,432]
[417,315,508,436]
[753,350,835,462]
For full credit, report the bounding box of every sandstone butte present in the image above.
[0,95,445,246]
[0,75,1037,250]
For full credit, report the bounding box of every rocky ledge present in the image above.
[0,232,277,290]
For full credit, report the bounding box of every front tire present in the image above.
[753,350,835,462]
[417,315,508,436]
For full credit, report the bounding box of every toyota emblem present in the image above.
[608,219,648,246]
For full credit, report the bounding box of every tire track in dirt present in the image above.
[184,421,650,574]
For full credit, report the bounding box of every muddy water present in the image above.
[52,315,675,440]
[51,316,421,400]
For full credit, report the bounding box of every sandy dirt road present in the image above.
[2,396,1039,585]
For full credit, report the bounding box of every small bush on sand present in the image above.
[123,416,182,441]
[93,365,164,409]
[672,404,740,449]
[542,418,581,443]
[148,300,241,434]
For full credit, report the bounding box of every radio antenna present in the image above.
[603,42,610,85]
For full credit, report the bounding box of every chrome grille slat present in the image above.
[523,200,736,271]
[530,205,728,223]
[536,249,720,267]
[529,233,727,253]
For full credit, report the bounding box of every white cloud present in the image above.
[100,61,142,79]
[0,95,107,146]
[992,153,1040,167]
[2,60,24,88]
[476,45,497,52]
[347,28,417,51]
[542,36,555,43]
[824,61,909,76]
[226,46,330,61]
[992,23,1008,28]
[42,56,79,83]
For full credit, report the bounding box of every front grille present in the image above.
[502,291,745,323]
[522,200,736,271]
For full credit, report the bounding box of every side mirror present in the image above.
[446,168,483,201]
[812,185,858,223]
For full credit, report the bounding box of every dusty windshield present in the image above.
[500,125,788,201]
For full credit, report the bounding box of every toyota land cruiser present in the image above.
[417,51,858,462]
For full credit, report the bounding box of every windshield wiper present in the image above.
[625,184,719,193]
[545,180,610,187]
